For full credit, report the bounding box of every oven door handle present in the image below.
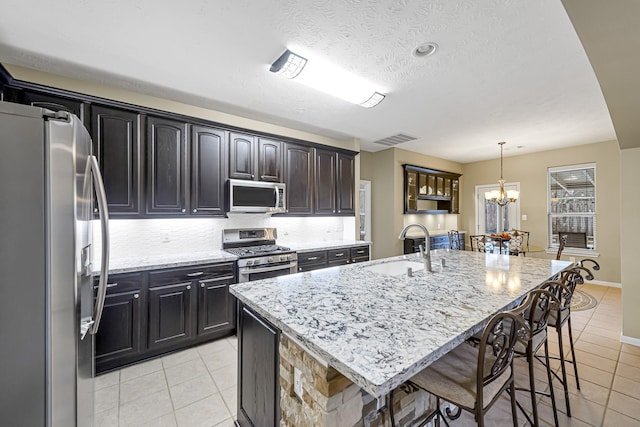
[239,262,297,275]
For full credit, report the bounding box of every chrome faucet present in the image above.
[399,224,432,272]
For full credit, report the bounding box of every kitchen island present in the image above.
[230,250,571,426]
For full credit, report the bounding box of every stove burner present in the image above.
[225,244,291,257]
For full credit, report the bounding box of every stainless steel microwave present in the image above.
[228,179,286,213]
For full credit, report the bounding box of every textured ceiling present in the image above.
[0,0,616,162]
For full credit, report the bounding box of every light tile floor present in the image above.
[95,284,639,427]
[94,336,238,427]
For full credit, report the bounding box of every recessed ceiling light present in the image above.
[412,42,438,58]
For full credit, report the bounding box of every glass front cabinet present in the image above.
[404,165,462,214]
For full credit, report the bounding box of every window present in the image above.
[548,163,596,250]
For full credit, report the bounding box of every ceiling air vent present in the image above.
[372,133,416,146]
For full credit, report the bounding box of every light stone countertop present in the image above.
[286,240,371,252]
[103,241,370,274]
[230,250,571,399]
[105,250,237,274]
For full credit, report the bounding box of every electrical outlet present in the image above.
[437,223,441,229]
[522,214,528,221]
[293,367,303,400]
[161,232,170,243]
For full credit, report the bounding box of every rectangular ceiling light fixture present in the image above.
[270,49,385,108]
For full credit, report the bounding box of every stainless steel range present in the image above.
[223,228,298,283]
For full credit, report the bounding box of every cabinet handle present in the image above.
[187,271,204,277]
[335,253,345,257]
[356,250,365,254]
[193,209,197,213]
[307,256,319,261]
[181,208,186,213]
[186,285,191,290]
[133,293,139,299]
[106,283,118,288]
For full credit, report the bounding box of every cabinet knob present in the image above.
[201,283,205,288]
[181,208,186,213]
[193,209,197,213]
[186,285,191,290]
[251,174,255,179]
[94,208,99,213]
[133,293,139,299]
[298,267,302,271]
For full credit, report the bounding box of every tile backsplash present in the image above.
[94,215,356,263]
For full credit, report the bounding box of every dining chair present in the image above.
[404,305,531,427]
[555,234,568,260]
[448,230,462,250]
[469,235,488,253]
[508,230,530,256]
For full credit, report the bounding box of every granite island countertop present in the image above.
[230,250,571,398]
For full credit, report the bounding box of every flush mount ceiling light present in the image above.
[412,42,438,58]
[269,49,386,108]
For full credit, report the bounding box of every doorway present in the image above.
[475,183,520,234]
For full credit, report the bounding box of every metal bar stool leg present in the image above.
[527,346,540,426]
[567,316,580,390]
[544,340,560,427]
[556,323,572,417]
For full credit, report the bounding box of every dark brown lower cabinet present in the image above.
[198,275,235,336]
[148,282,195,350]
[297,245,370,272]
[95,262,236,374]
[238,305,279,427]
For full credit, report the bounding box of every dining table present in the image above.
[230,249,573,426]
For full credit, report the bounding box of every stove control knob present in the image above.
[246,260,253,266]
[280,255,287,262]
[268,256,275,263]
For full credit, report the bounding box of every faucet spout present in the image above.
[399,224,432,272]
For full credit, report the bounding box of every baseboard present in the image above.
[585,280,621,288]
[621,335,640,348]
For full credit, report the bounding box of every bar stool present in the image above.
[448,230,462,250]
[403,304,531,426]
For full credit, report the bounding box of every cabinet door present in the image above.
[327,248,350,266]
[190,125,227,215]
[229,133,256,180]
[91,106,142,215]
[337,153,355,215]
[22,90,86,121]
[257,138,282,182]
[146,116,188,214]
[148,282,194,350]
[283,143,314,214]
[315,149,336,214]
[95,290,143,363]
[238,306,279,427]
[197,276,235,336]
[451,179,460,214]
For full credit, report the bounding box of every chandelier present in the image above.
[484,142,519,206]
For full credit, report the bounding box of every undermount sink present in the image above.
[364,259,425,276]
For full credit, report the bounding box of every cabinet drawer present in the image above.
[297,251,327,266]
[327,248,350,262]
[350,246,369,260]
[149,263,235,286]
[95,271,145,295]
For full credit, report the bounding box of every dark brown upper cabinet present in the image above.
[283,143,314,214]
[22,90,87,122]
[314,149,337,214]
[337,153,355,215]
[190,125,227,216]
[257,138,282,182]
[314,150,355,215]
[404,164,462,214]
[229,132,256,180]
[90,105,142,216]
[146,116,188,215]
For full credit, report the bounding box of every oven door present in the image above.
[238,261,297,283]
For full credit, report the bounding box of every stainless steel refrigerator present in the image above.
[0,101,110,426]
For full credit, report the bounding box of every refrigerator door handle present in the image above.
[88,155,110,335]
